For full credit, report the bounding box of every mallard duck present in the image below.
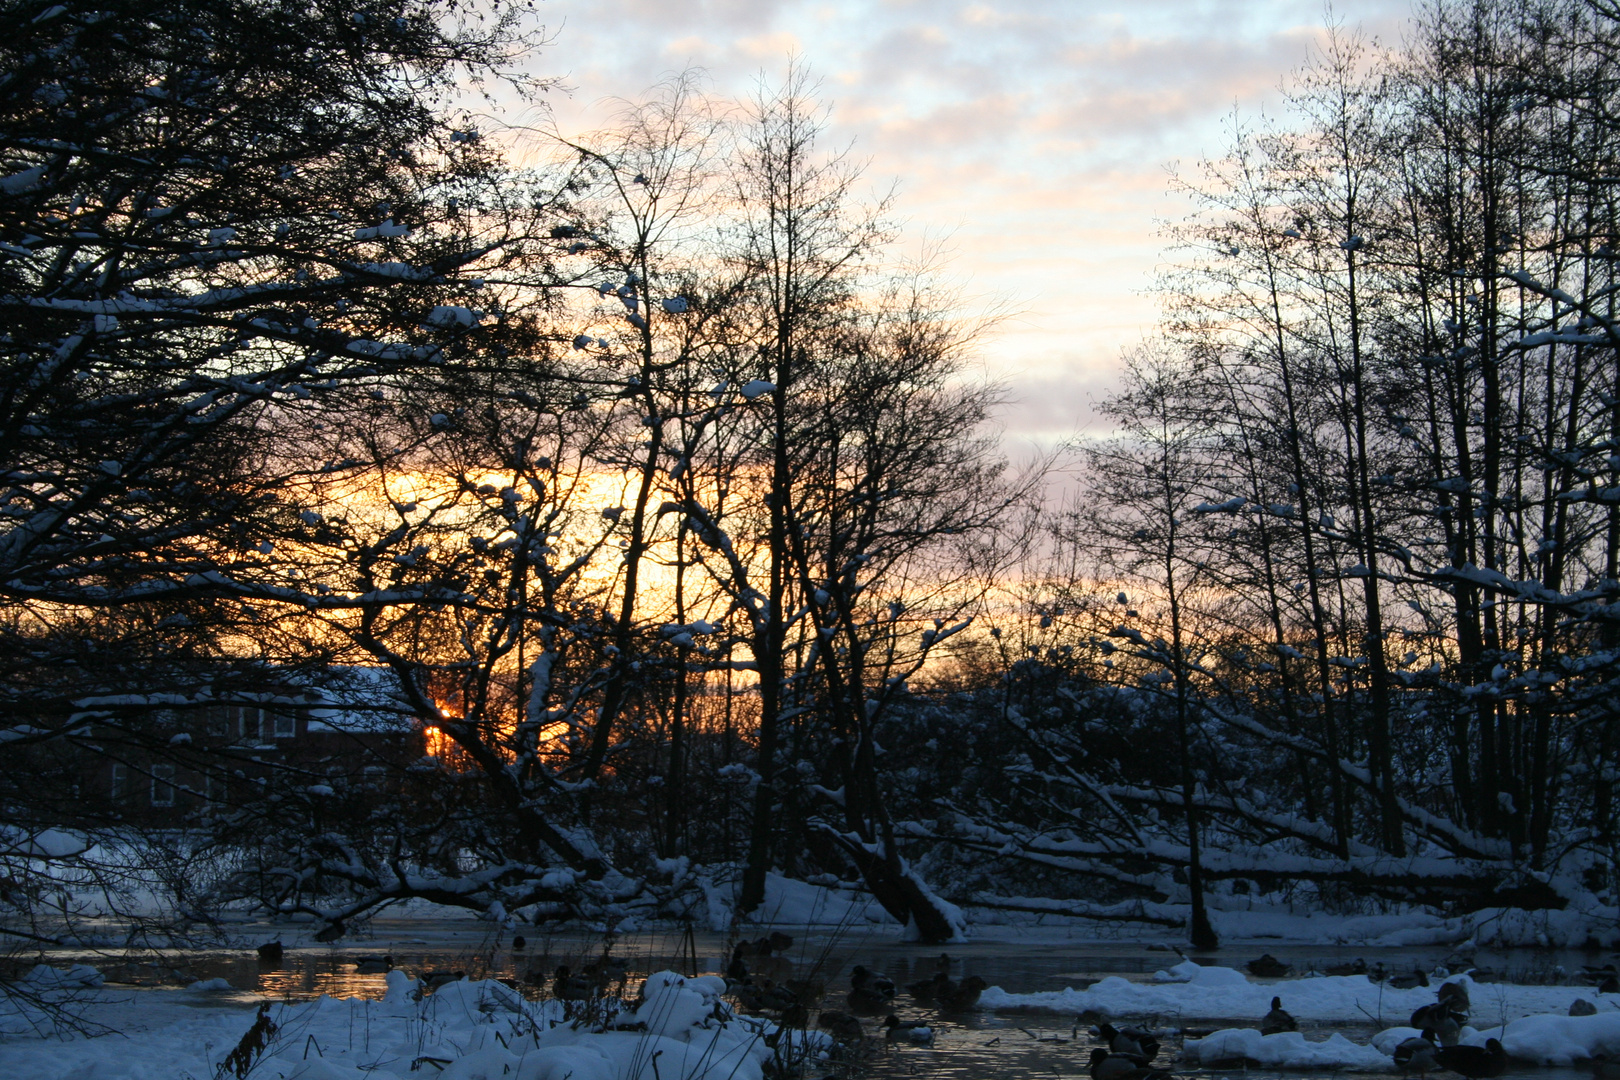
[851,965,896,999]
[1434,1039,1506,1078]
[818,1010,864,1041]
[1247,954,1292,978]
[255,941,283,963]
[1571,998,1599,1017]
[731,981,765,1011]
[726,947,750,984]
[511,935,526,951]
[1393,1030,1439,1076]
[1591,1052,1620,1080]
[583,955,627,987]
[848,984,891,1014]
[883,1014,935,1045]
[1436,981,1470,1013]
[760,981,799,1012]
[1089,1049,1173,1080]
[1389,968,1431,990]
[551,964,594,1001]
[1324,958,1368,977]
[1411,1001,1464,1044]
[423,970,464,989]
[1260,996,1297,1035]
[354,955,392,974]
[907,971,954,1001]
[942,974,987,1011]
[1098,1022,1160,1062]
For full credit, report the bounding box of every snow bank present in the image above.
[747,872,892,927]
[980,962,1613,1024]
[1183,1027,1393,1071]
[1483,1011,1620,1065]
[965,899,1620,950]
[0,971,828,1080]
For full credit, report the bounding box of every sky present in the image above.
[520,0,1412,446]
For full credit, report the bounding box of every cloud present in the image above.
[533,0,1414,436]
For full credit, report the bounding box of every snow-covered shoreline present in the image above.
[0,968,829,1080]
[985,960,1620,1072]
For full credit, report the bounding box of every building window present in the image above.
[272,712,295,738]
[151,765,176,807]
[222,705,264,741]
[205,705,230,738]
[110,763,127,800]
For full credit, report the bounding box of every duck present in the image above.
[783,976,825,1005]
[1098,1022,1160,1062]
[1389,968,1431,990]
[1591,1052,1620,1080]
[1601,975,1620,995]
[1434,1039,1507,1078]
[726,947,750,985]
[759,981,799,1013]
[1089,1049,1173,1080]
[942,974,988,1011]
[883,1014,935,1045]
[1393,1030,1440,1076]
[817,1010,865,1041]
[1324,958,1368,977]
[255,941,284,963]
[1436,980,1470,1014]
[907,970,954,1001]
[847,983,891,1015]
[1260,996,1297,1035]
[551,964,594,1001]
[1247,954,1292,978]
[1571,998,1599,1017]
[1411,1001,1464,1045]
[353,955,392,974]
[511,935,526,951]
[313,921,346,944]
[582,955,627,988]
[851,965,897,999]
[423,970,464,989]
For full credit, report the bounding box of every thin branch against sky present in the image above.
[523,0,1412,442]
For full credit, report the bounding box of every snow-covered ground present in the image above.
[0,968,830,1080]
[984,960,1620,1072]
[982,959,1607,1024]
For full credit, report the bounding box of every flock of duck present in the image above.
[1120,966,1512,1080]
[251,936,1620,1077]
[721,939,989,1047]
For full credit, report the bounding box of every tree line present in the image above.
[4,0,1618,951]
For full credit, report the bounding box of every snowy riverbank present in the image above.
[0,968,829,1080]
[984,960,1620,1072]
